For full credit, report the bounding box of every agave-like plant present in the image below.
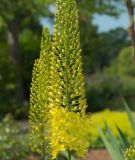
[97,99,135,160]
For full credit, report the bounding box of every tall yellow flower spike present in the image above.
[29,0,92,159]
[29,28,51,156]
[51,0,88,113]
[48,0,91,159]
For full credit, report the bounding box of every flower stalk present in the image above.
[29,0,92,159]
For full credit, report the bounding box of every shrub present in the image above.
[96,100,135,160]
[89,109,135,148]
[86,73,121,112]
[86,47,135,112]
[0,114,28,160]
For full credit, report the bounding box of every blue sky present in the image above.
[93,13,129,32]
[41,6,130,33]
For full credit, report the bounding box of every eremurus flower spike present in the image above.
[29,0,92,159]
[29,28,51,157]
[52,0,88,113]
[48,0,91,159]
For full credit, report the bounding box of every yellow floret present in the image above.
[125,146,135,160]
[48,107,91,159]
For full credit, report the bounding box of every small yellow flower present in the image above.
[125,146,135,160]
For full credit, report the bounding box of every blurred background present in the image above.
[0,0,135,159]
[0,0,133,119]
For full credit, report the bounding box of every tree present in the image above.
[0,0,53,107]
[0,0,127,116]
[118,48,135,76]
[77,0,127,74]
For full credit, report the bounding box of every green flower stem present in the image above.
[67,147,71,160]
[42,138,46,160]
[42,150,46,160]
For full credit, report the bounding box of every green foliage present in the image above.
[97,124,124,160]
[123,99,135,133]
[89,110,135,148]
[0,0,128,117]
[86,73,121,112]
[0,37,30,118]
[0,0,52,24]
[20,29,40,52]
[106,47,135,78]
[82,28,129,73]
[105,47,135,109]
[78,0,128,74]
[78,0,122,16]
[97,101,135,160]
[0,42,16,114]
[117,48,135,77]
[124,100,135,160]
[86,47,135,112]
[0,0,53,117]
[0,114,28,160]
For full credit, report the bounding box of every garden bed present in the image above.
[84,149,111,160]
[27,149,111,160]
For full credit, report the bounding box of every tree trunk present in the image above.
[6,24,24,107]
